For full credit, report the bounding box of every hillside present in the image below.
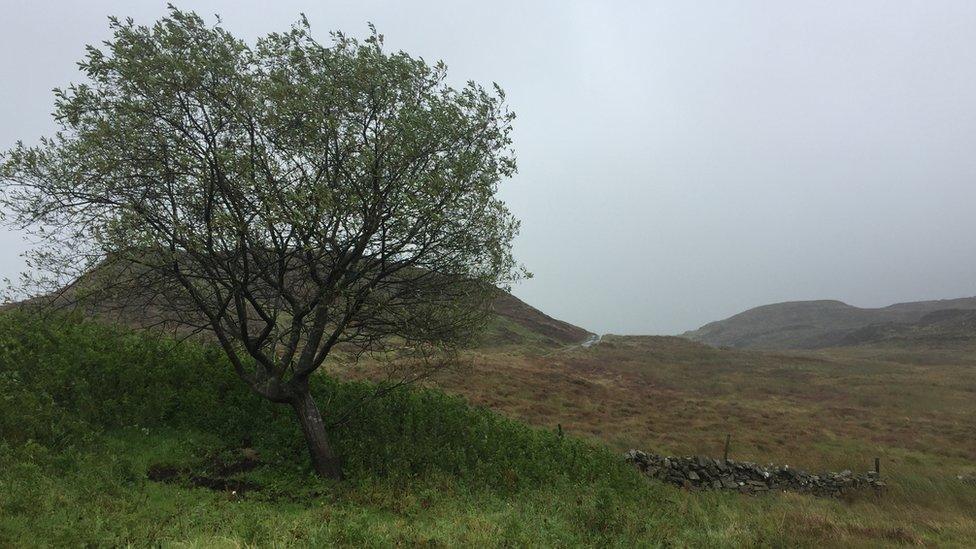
[682,297,976,349]
[488,290,592,346]
[0,312,657,546]
[4,312,976,545]
[11,264,592,349]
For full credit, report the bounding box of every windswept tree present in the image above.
[0,8,522,478]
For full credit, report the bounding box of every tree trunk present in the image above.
[291,390,343,479]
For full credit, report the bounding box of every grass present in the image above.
[2,313,976,546]
[1,430,663,547]
[420,335,976,545]
[0,311,667,546]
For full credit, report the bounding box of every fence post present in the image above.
[723,433,731,461]
[874,457,880,476]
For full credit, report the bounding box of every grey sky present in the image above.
[3,0,976,335]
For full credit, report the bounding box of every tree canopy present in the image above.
[1,7,523,477]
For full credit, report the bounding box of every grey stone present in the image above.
[624,448,885,498]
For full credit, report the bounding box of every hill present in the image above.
[682,297,976,349]
[488,290,592,346]
[10,263,592,349]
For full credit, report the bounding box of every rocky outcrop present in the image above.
[625,449,885,497]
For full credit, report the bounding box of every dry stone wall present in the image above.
[625,449,885,497]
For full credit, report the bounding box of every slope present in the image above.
[682,297,976,349]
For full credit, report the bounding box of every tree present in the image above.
[0,8,522,479]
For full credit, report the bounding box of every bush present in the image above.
[0,311,636,493]
[0,311,265,446]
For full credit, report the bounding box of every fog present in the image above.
[3,0,976,335]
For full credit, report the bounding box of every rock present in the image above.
[624,448,885,498]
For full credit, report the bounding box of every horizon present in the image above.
[3,0,976,335]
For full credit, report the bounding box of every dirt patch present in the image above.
[146,464,181,482]
[211,450,262,476]
[147,449,263,496]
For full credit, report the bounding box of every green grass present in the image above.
[0,311,665,546]
[2,312,974,546]
[0,429,669,547]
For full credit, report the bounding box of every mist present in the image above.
[3,0,976,335]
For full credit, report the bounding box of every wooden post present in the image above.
[723,433,731,461]
[874,457,880,476]
[557,423,563,439]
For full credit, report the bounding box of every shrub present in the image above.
[0,311,637,494]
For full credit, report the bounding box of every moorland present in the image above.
[2,290,975,546]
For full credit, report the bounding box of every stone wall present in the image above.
[625,449,885,497]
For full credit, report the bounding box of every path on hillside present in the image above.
[544,333,602,357]
[581,334,602,348]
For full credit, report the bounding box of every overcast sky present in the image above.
[3,0,976,335]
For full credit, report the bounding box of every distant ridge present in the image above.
[682,297,976,349]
